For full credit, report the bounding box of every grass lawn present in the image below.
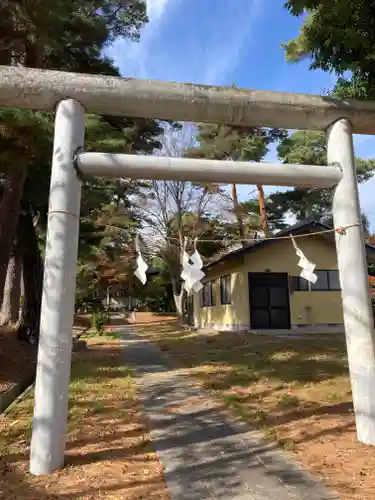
[138,322,375,500]
[0,335,169,500]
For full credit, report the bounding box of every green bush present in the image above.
[91,310,107,335]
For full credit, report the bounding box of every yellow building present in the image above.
[193,221,375,333]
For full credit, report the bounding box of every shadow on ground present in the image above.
[119,329,341,500]
[0,345,168,500]
[138,323,354,445]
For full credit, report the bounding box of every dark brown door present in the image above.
[248,272,291,329]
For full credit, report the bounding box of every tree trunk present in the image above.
[257,184,271,237]
[10,253,21,324]
[0,166,28,307]
[231,183,246,244]
[173,291,185,323]
[16,208,44,344]
[0,253,21,326]
[170,274,185,323]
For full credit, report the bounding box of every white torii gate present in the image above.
[0,65,374,475]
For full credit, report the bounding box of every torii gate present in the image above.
[0,65,374,475]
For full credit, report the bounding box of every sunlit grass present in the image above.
[0,355,135,455]
[82,330,122,340]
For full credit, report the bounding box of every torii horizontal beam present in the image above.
[76,152,342,188]
[2,65,375,133]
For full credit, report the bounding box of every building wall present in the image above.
[244,236,343,326]
[193,258,249,330]
[195,235,344,331]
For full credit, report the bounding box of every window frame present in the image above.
[201,281,216,307]
[310,270,330,291]
[327,270,341,291]
[291,270,341,292]
[290,276,309,292]
[220,275,232,305]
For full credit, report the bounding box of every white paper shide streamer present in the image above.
[291,235,317,284]
[181,238,205,293]
[134,234,148,285]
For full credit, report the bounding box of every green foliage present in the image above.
[185,124,287,238]
[277,131,326,166]
[91,309,107,335]
[266,130,375,228]
[187,123,287,162]
[134,257,175,312]
[331,72,375,100]
[284,1,375,99]
[0,0,165,315]
[21,111,163,307]
[0,109,53,172]
[0,0,152,190]
[85,115,163,154]
[280,1,375,228]
[284,1,375,74]
[236,199,263,234]
[0,1,147,69]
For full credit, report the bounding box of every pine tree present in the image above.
[266,131,375,228]
[0,1,165,339]
[186,124,286,238]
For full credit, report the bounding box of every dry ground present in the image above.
[131,312,178,326]
[0,335,169,500]
[0,314,92,395]
[137,318,375,500]
[0,328,37,394]
[0,311,174,395]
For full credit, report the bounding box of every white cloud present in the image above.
[146,0,169,21]
[106,0,178,78]
[199,0,264,85]
[107,0,266,83]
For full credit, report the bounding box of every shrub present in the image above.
[91,310,107,335]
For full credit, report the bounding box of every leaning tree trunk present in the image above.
[0,252,21,326]
[0,165,28,307]
[16,208,44,344]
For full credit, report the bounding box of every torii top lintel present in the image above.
[1,65,375,134]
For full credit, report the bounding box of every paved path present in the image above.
[120,326,339,500]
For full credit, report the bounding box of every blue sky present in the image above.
[106,0,375,227]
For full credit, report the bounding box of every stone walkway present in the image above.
[121,326,339,500]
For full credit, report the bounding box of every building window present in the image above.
[327,270,341,290]
[290,276,309,291]
[211,281,217,306]
[220,275,232,304]
[201,281,216,307]
[311,270,340,291]
[310,270,329,290]
[291,270,341,291]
